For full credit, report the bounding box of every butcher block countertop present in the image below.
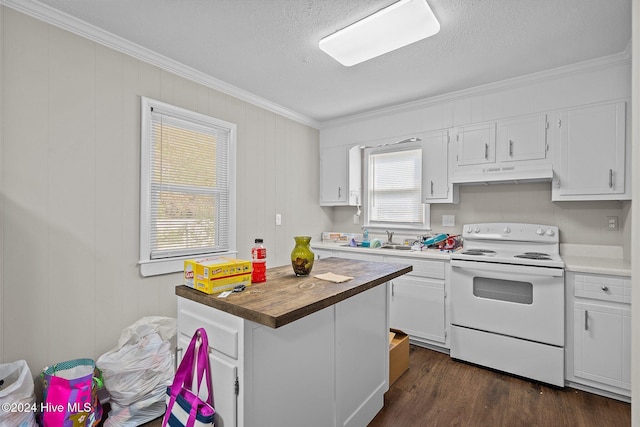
[175,257,412,329]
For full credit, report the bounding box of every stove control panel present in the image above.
[462,223,559,243]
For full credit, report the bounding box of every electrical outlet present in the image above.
[275,213,282,226]
[607,216,618,231]
[353,214,360,225]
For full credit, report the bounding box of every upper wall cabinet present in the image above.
[551,101,630,201]
[320,145,361,206]
[421,129,459,204]
[497,114,549,163]
[452,113,552,183]
[455,122,496,167]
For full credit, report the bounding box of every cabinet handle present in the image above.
[584,310,589,331]
[430,180,434,195]
[609,169,613,188]
[391,282,395,297]
[338,186,342,198]
[509,140,513,157]
[485,143,489,159]
[174,346,183,371]
[601,286,609,292]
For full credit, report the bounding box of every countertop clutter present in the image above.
[176,257,412,328]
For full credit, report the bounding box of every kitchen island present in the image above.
[176,257,412,427]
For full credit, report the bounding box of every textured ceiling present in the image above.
[31,0,632,123]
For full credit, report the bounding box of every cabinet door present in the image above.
[422,130,450,201]
[320,146,348,205]
[178,334,238,427]
[498,114,548,162]
[456,122,496,166]
[573,302,630,390]
[313,248,334,260]
[390,276,446,344]
[556,101,626,197]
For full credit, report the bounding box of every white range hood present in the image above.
[451,163,553,184]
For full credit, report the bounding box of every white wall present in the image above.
[0,6,331,376]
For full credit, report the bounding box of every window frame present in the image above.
[363,141,430,232]
[139,96,237,277]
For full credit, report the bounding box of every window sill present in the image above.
[139,251,238,277]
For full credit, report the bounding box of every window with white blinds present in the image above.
[365,145,428,229]
[139,97,236,276]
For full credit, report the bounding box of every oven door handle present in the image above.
[451,259,564,277]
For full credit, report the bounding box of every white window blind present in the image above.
[140,97,236,276]
[149,112,230,258]
[367,148,425,226]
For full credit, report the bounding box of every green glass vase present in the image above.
[291,236,315,276]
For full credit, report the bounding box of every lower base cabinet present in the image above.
[389,275,446,345]
[566,272,631,400]
[177,282,390,427]
[386,256,449,349]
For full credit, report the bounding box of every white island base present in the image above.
[177,282,390,427]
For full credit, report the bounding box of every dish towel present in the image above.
[314,272,354,283]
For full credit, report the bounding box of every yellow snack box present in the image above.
[184,257,252,294]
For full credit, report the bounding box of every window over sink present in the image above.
[364,141,430,230]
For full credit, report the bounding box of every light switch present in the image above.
[276,213,282,226]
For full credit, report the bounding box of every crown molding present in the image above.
[321,49,632,129]
[0,0,321,129]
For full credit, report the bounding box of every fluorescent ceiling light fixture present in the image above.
[319,0,440,66]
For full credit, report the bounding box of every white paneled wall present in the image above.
[0,7,331,374]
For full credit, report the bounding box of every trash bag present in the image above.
[97,316,176,427]
[0,360,38,427]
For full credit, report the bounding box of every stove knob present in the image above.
[474,226,481,233]
[536,228,544,236]
[503,227,511,234]
[465,226,472,233]
[545,229,555,237]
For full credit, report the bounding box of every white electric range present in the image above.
[450,223,566,386]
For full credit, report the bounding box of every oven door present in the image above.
[450,259,564,346]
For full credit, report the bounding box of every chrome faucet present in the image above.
[386,230,394,244]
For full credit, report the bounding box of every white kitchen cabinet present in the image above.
[552,101,629,200]
[566,272,631,400]
[385,255,449,349]
[177,298,241,427]
[319,145,361,206]
[334,248,383,263]
[421,129,459,204]
[313,248,334,260]
[497,113,548,163]
[389,276,445,344]
[452,114,552,183]
[177,281,390,427]
[177,334,238,427]
[455,121,496,167]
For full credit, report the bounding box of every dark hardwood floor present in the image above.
[370,345,631,427]
[137,345,630,427]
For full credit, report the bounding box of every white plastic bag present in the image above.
[97,316,176,427]
[0,360,38,427]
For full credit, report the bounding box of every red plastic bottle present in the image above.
[251,238,267,283]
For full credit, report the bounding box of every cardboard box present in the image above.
[184,257,252,294]
[389,328,409,385]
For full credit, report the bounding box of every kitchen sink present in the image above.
[380,245,412,250]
